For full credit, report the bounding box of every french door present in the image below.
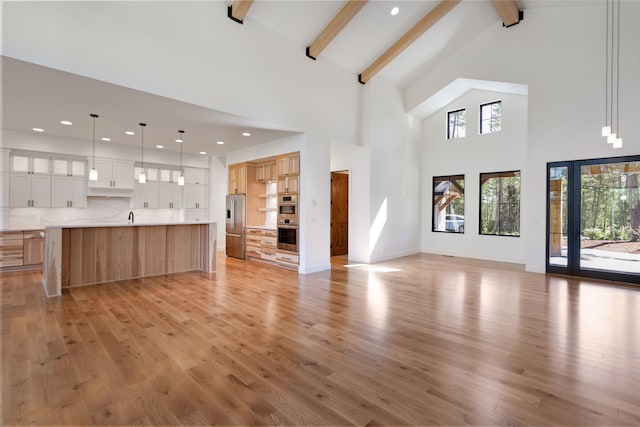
[547,155,640,284]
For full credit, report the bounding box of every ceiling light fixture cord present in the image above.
[615,0,620,138]
[610,0,615,133]
[91,114,98,168]
[605,0,609,128]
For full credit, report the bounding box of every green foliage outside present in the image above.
[481,174,520,236]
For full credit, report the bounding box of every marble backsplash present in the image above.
[7,197,208,230]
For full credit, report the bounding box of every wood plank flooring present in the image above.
[2,253,639,426]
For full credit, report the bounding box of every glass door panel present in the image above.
[548,166,569,268]
[579,160,640,276]
[547,156,639,284]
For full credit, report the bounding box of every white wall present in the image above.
[330,139,370,263]
[363,79,422,262]
[410,3,640,272]
[421,90,528,263]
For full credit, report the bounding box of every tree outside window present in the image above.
[480,101,502,134]
[480,170,520,236]
[447,109,466,139]
[433,175,465,233]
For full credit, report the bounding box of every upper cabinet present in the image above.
[11,153,50,175]
[228,163,247,195]
[10,174,50,208]
[277,154,299,177]
[184,168,207,185]
[10,152,51,208]
[276,153,300,195]
[52,158,86,177]
[256,162,277,182]
[88,158,134,193]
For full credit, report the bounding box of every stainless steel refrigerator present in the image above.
[226,194,246,259]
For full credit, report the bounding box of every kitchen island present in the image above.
[42,222,216,297]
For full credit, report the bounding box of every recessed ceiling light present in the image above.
[391,6,399,16]
[175,138,183,143]
[242,132,251,136]
[60,120,73,126]
[217,141,225,145]
[200,151,207,155]
[32,127,45,132]
[156,145,164,149]
[101,137,111,142]
[125,131,135,135]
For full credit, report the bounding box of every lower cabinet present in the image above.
[261,229,277,262]
[23,231,43,265]
[245,227,298,270]
[0,230,43,269]
[246,228,262,258]
[276,250,299,270]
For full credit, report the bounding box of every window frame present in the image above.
[479,169,521,237]
[432,174,465,234]
[479,100,502,135]
[447,108,466,140]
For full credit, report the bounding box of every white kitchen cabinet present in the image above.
[11,153,50,175]
[184,168,207,185]
[158,183,183,209]
[89,159,134,190]
[183,183,207,209]
[132,182,159,209]
[51,176,86,208]
[10,174,50,208]
[52,158,86,177]
[159,168,181,183]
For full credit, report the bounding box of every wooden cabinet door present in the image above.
[30,175,51,208]
[23,232,43,265]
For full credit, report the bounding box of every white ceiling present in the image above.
[2,1,544,157]
[2,56,301,157]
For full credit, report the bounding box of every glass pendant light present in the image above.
[177,129,185,186]
[139,123,147,184]
[89,113,99,181]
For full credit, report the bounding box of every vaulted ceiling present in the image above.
[3,0,533,157]
[230,0,521,87]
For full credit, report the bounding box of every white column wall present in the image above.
[409,3,640,272]
[363,79,422,263]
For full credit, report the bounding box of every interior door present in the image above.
[547,156,640,284]
[331,171,349,256]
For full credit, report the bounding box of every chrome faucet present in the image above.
[128,211,134,224]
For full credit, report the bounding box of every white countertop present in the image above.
[44,221,215,230]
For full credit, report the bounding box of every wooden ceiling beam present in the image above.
[358,0,461,84]
[491,0,521,27]
[306,0,368,60]
[228,0,254,24]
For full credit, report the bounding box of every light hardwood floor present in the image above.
[2,254,639,426]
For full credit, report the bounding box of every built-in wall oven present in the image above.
[277,225,298,252]
[278,195,297,219]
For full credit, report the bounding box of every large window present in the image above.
[480,170,520,236]
[447,109,466,139]
[480,100,502,134]
[433,175,465,233]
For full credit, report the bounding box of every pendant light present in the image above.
[602,0,623,148]
[89,114,99,181]
[139,123,147,183]
[177,130,185,186]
